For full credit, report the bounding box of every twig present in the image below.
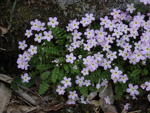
[8,0,17,30]
[102,0,108,15]
[0,48,6,51]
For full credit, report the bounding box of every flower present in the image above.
[56,85,65,95]
[30,19,41,31]
[68,91,78,100]
[145,82,150,91]
[28,45,37,55]
[43,31,53,41]
[21,73,31,83]
[119,74,128,83]
[126,83,139,96]
[83,80,91,87]
[75,75,84,87]
[67,99,76,104]
[126,3,136,13]
[140,0,150,5]
[25,29,33,38]
[85,13,95,23]
[123,103,130,110]
[47,17,59,28]
[18,40,27,50]
[101,79,108,86]
[104,96,111,105]
[34,33,43,43]
[141,83,146,89]
[66,53,76,63]
[61,77,72,88]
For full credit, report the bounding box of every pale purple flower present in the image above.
[104,96,111,105]
[56,85,65,95]
[100,16,109,26]
[83,80,91,87]
[75,75,84,87]
[105,20,116,31]
[126,3,136,13]
[66,53,76,63]
[47,17,59,28]
[140,0,150,5]
[102,59,111,70]
[61,77,72,88]
[110,9,121,19]
[21,73,31,83]
[80,17,90,27]
[119,74,128,83]
[101,79,108,86]
[107,51,117,61]
[145,82,150,91]
[112,29,123,38]
[68,91,78,100]
[126,83,139,96]
[72,30,82,40]
[85,13,95,23]
[70,19,80,30]
[81,68,89,76]
[30,19,41,31]
[123,103,130,111]
[25,29,33,38]
[18,40,27,50]
[34,33,43,43]
[28,45,37,55]
[67,99,76,104]
[43,31,53,41]
[141,83,146,89]
[84,28,95,39]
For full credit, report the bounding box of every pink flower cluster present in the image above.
[18,18,58,82]
[65,3,150,102]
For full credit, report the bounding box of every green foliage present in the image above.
[80,86,89,97]
[11,76,34,90]
[36,64,51,71]
[51,66,60,83]
[114,83,127,100]
[41,71,51,80]
[43,46,60,55]
[38,81,50,95]
[130,69,141,78]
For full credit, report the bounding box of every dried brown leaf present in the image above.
[0,26,8,36]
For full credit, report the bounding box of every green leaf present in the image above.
[130,69,141,77]
[43,47,60,55]
[63,64,70,73]
[143,68,148,76]
[36,64,50,71]
[80,87,88,97]
[114,85,123,100]
[51,67,59,83]
[38,82,50,95]
[41,71,51,80]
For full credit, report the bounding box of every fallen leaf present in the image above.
[0,26,8,36]
[99,83,117,113]
[6,105,39,113]
[0,82,12,113]
[0,74,13,84]
[41,102,65,112]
